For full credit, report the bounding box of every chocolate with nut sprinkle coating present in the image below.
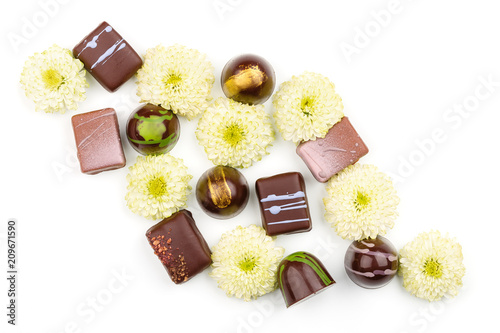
[146,210,211,284]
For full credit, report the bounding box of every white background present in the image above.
[1,0,499,332]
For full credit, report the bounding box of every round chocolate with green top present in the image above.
[126,103,180,155]
[278,251,335,308]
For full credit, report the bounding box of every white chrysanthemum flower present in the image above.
[136,44,214,120]
[196,97,274,168]
[272,71,344,143]
[323,164,399,240]
[20,44,87,114]
[399,231,465,301]
[210,225,285,301]
[125,154,192,220]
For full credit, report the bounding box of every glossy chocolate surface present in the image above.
[196,166,249,219]
[221,54,276,105]
[73,21,143,92]
[255,172,312,236]
[278,252,335,308]
[344,236,398,289]
[146,210,212,284]
[296,117,369,183]
[71,108,126,175]
[126,103,180,155]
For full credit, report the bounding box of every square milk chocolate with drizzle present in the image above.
[296,117,369,183]
[73,21,143,92]
[71,108,126,175]
[255,172,312,236]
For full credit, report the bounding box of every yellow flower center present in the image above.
[223,123,244,146]
[147,176,167,198]
[165,73,182,88]
[42,68,63,90]
[424,258,443,278]
[354,191,370,211]
[300,96,315,116]
[238,256,256,272]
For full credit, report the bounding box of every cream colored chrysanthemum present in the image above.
[196,97,274,168]
[399,231,465,301]
[20,44,87,114]
[323,164,399,240]
[272,72,344,143]
[136,44,214,120]
[125,154,192,220]
[210,225,285,301]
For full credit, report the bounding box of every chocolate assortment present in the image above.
[296,117,369,182]
[73,21,143,92]
[71,108,126,174]
[221,54,276,105]
[196,166,249,219]
[255,172,312,236]
[278,251,335,307]
[23,17,459,312]
[146,210,212,284]
[344,236,398,289]
[126,103,180,155]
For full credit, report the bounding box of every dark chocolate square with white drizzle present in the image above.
[73,21,142,92]
[255,172,312,236]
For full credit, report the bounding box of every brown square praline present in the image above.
[73,21,143,92]
[255,172,312,236]
[146,210,212,284]
[71,108,126,175]
[296,117,369,183]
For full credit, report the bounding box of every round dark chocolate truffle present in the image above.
[221,54,276,105]
[344,236,398,289]
[126,103,180,155]
[278,251,335,308]
[196,165,249,219]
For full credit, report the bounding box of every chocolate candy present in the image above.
[278,251,335,308]
[296,117,369,183]
[196,166,249,219]
[146,210,212,284]
[126,103,180,155]
[221,54,276,105]
[73,21,142,92]
[255,172,312,236]
[344,236,398,289]
[71,108,126,174]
